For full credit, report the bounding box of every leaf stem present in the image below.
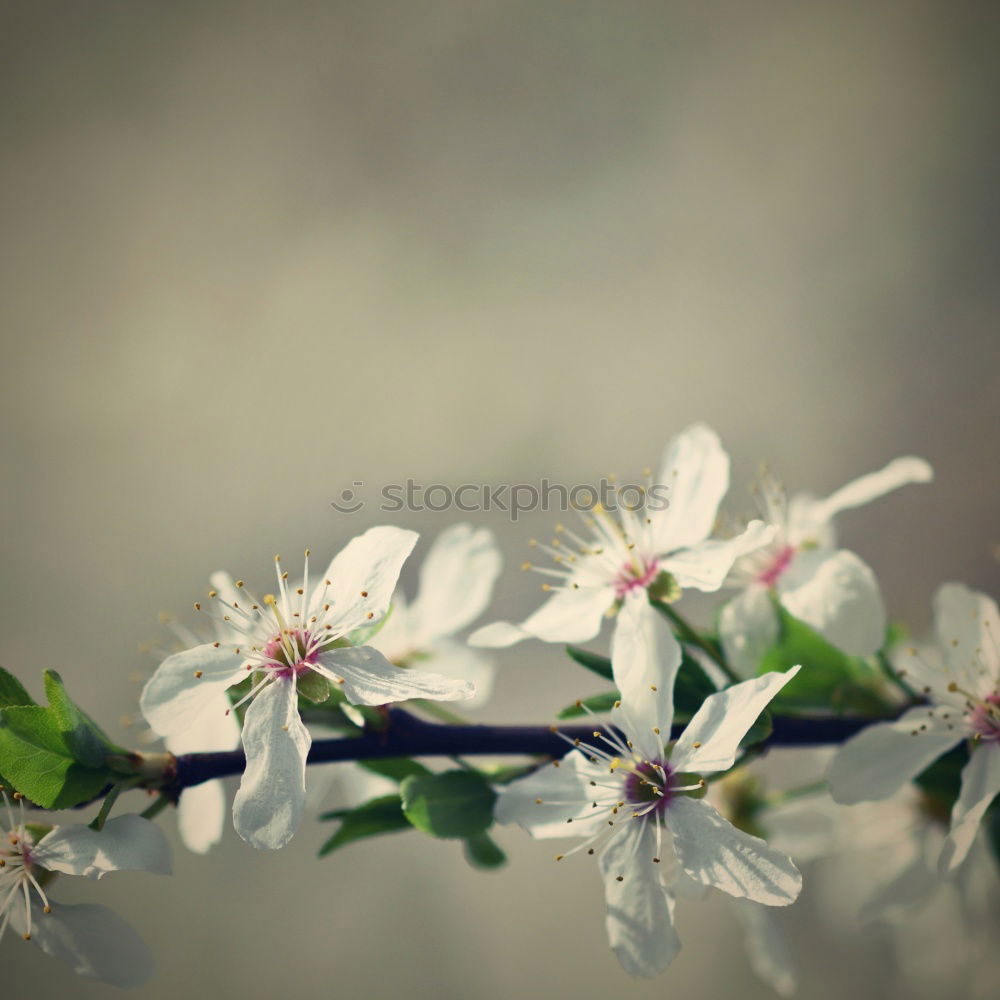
[655,602,740,683]
[140,794,171,821]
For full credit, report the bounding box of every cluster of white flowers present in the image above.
[3,422,996,992]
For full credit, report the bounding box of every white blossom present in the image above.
[140,526,474,850]
[0,792,170,988]
[828,583,1000,871]
[719,456,932,676]
[470,424,772,651]
[495,597,801,976]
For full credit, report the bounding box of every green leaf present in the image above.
[0,667,36,708]
[558,691,620,719]
[0,706,111,808]
[463,832,507,869]
[759,607,885,713]
[400,770,496,840]
[43,671,122,768]
[565,646,613,681]
[358,758,432,783]
[318,795,410,857]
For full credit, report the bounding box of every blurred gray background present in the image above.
[1,2,998,998]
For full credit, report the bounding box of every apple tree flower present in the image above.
[369,523,502,708]
[494,597,802,977]
[1,791,171,988]
[140,526,474,851]
[828,583,1000,872]
[470,424,772,651]
[719,456,933,676]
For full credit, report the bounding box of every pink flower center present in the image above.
[614,558,660,599]
[968,693,1000,742]
[263,630,318,678]
[757,545,796,587]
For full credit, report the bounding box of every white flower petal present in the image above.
[599,823,680,977]
[466,620,532,648]
[316,526,418,634]
[719,585,780,679]
[651,423,730,552]
[939,744,1000,872]
[419,638,497,709]
[32,815,172,879]
[232,678,311,850]
[316,645,473,706]
[410,524,502,642]
[671,668,800,774]
[366,589,414,660]
[470,585,615,647]
[177,780,227,856]
[731,898,797,998]
[20,901,154,989]
[797,456,933,535]
[779,549,886,657]
[934,582,1000,689]
[140,643,245,737]
[164,694,240,855]
[494,751,604,838]
[662,520,775,593]
[165,693,241,755]
[611,595,681,759]
[666,797,801,904]
[827,706,961,804]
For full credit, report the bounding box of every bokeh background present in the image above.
[1,2,998,998]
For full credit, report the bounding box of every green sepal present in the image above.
[0,705,112,808]
[558,691,620,719]
[565,646,613,681]
[318,795,411,857]
[463,831,507,869]
[0,666,36,708]
[647,571,681,605]
[673,771,708,799]
[43,670,124,768]
[400,770,497,840]
[357,758,432,783]
[295,670,333,705]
